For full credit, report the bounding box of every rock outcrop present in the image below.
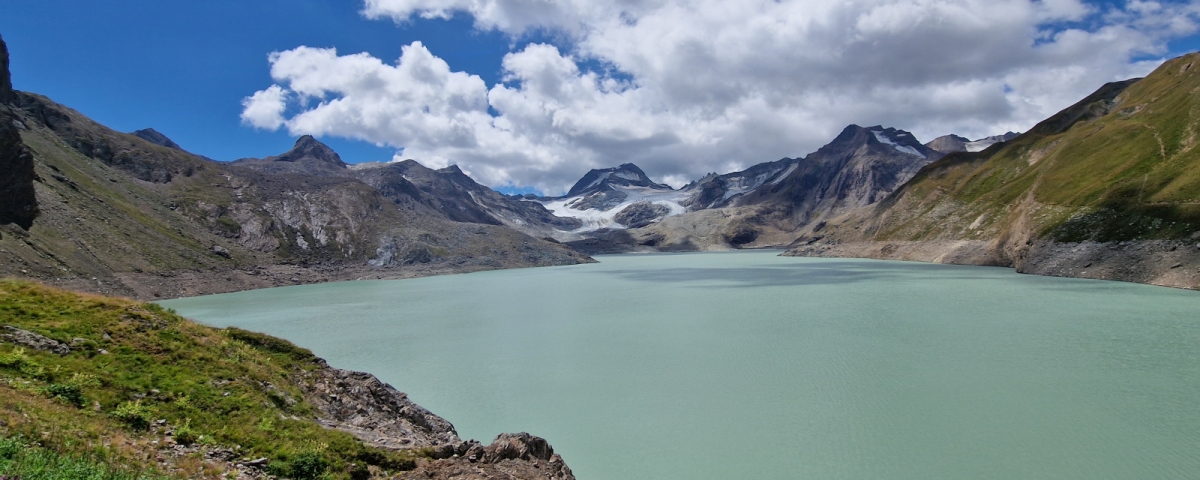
[297,362,460,450]
[0,34,38,230]
[1,325,71,355]
[294,360,575,479]
[396,432,575,480]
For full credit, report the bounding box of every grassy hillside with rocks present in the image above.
[0,280,574,479]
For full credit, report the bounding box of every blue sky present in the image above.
[2,1,512,162]
[5,1,1200,194]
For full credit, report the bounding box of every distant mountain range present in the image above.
[3,30,1198,290]
[0,34,590,300]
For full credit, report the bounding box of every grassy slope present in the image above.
[0,280,420,479]
[862,53,1200,246]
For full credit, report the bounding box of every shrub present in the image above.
[45,383,85,407]
[173,418,198,446]
[0,435,23,459]
[288,451,329,480]
[112,401,153,430]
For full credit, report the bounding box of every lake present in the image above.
[161,251,1200,479]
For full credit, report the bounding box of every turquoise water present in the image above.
[162,251,1200,479]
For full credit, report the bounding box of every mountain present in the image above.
[925,132,1020,154]
[233,134,349,174]
[351,160,582,236]
[680,158,799,211]
[785,52,1200,289]
[539,163,687,235]
[0,35,590,300]
[925,134,970,154]
[965,132,1019,152]
[734,125,939,218]
[130,128,182,150]
[565,125,943,252]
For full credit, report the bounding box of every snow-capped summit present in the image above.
[565,163,671,197]
[538,163,686,234]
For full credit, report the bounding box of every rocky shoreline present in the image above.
[296,360,575,480]
[784,238,1200,290]
[30,260,582,302]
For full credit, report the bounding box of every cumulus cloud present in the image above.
[244,0,1200,194]
[241,84,289,130]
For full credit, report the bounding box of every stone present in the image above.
[1,326,70,355]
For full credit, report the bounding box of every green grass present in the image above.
[0,435,168,480]
[0,280,420,479]
[869,52,1200,243]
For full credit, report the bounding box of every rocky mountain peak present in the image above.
[565,163,668,197]
[925,134,971,153]
[131,128,182,150]
[822,124,929,158]
[265,135,346,168]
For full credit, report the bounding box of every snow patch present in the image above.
[541,186,688,233]
[584,172,613,190]
[614,171,644,182]
[872,131,924,157]
[769,163,798,185]
[965,140,996,152]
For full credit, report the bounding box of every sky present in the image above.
[4,1,1200,195]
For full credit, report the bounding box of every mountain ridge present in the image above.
[783,54,1200,289]
[0,33,591,301]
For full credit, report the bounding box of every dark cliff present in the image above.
[0,34,38,230]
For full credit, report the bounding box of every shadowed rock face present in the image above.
[0,34,38,230]
[0,34,13,104]
[735,124,940,227]
[566,163,670,198]
[615,201,670,228]
[131,128,182,150]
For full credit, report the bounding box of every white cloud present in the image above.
[245,0,1200,194]
[241,84,288,130]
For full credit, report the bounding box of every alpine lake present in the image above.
[161,250,1200,479]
